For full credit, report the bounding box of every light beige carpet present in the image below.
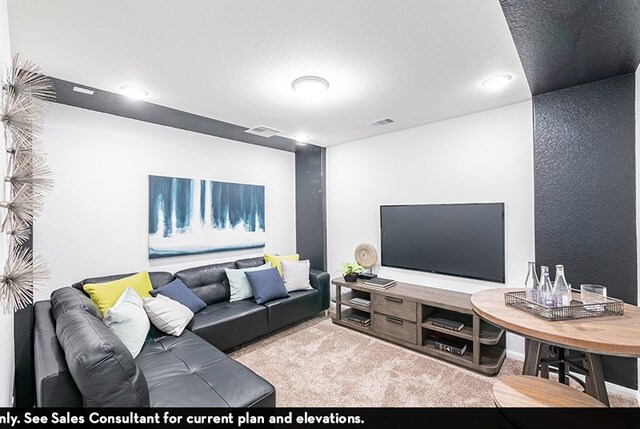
[229,316,638,407]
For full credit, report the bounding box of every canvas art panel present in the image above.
[148,175,265,258]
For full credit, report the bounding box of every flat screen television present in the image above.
[380,203,505,283]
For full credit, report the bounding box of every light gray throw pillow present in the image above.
[103,288,150,358]
[281,259,313,292]
[142,294,193,336]
[226,262,271,302]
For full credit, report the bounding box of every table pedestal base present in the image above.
[523,338,609,406]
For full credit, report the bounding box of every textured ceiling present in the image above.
[500,0,640,96]
[7,0,530,146]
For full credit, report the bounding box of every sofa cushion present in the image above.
[150,278,207,313]
[34,301,83,407]
[72,271,174,292]
[187,300,268,351]
[263,289,321,332]
[55,308,149,407]
[174,261,236,305]
[51,287,101,321]
[82,272,153,316]
[245,268,289,304]
[235,256,266,269]
[103,288,150,358]
[136,330,275,407]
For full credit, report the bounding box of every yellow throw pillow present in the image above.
[264,253,299,275]
[83,272,153,316]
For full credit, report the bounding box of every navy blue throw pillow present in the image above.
[245,267,289,304]
[150,278,207,313]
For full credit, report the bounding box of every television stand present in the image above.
[331,278,505,375]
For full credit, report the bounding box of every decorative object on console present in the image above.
[281,259,313,292]
[264,252,299,275]
[354,243,378,275]
[82,271,153,315]
[143,294,194,336]
[0,54,55,313]
[103,288,150,358]
[148,175,265,259]
[340,261,365,282]
[226,262,271,302]
[149,278,207,313]
[245,267,290,305]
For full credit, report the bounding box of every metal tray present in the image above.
[504,290,624,321]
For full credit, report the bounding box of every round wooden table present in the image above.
[471,288,640,406]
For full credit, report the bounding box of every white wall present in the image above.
[0,0,13,407]
[34,103,296,301]
[326,100,534,355]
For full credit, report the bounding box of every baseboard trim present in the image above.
[505,349,638,402]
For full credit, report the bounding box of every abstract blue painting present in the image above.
[148,175,265,259]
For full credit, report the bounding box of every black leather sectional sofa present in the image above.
[33,256,330,407]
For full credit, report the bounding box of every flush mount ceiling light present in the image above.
[119,85,149,99]
[481,74,512,91]
[293,134,311,144]
[292,76,329,101]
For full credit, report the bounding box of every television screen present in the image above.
[380,203,505,283]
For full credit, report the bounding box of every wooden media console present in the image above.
[331,278,506,375]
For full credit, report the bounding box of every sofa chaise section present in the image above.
[34,285,275,407]
[137,329,274,407]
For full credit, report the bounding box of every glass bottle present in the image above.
[552,265,571,307]
[524,261,539,303]
[538,266,555,307]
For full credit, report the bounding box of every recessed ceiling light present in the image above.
[294,134,310,144]
[481,74,512,91]
[292,76,329,101]
[119,85,149,99]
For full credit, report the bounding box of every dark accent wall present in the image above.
[533,73,637,389]
[14,230,34,407]
[50,77,299,152]
[295,145,327,271]
[500,0,640,95]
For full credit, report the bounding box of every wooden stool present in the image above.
[492,375,607,408]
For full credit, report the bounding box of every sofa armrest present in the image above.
[309,269,330,311]
[34,301,83,407]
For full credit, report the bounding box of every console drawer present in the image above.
[371,293,417,322]
[372,312,417,344]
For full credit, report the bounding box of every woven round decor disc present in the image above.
[355,243,378,269]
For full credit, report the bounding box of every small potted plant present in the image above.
[341,261,365,282]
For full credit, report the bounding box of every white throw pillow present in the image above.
[142,294,193,336]
[103,288,150,358]
[225,262,272,302]
[281,259,313,292]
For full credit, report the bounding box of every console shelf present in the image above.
[331,290,372,313]
[332,278,506,375]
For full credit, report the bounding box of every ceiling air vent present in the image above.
[72,86,94,95]
[369,118,394,126]
[244,125,281,138]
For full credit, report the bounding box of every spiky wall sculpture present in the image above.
[0,55,54,313]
